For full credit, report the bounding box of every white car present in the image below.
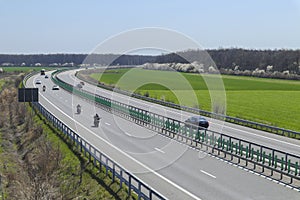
[35,79,42,84]
[52,85,59,90]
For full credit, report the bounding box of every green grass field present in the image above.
[90,68,300,131]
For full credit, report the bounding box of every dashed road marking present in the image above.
[200,170,216,179]
[124,132,132,137]
[154,147,165,153]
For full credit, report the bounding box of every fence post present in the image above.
[120,170,123,189]
[128,175,131,197]
[112,163,115,183]
[138,182,142,200]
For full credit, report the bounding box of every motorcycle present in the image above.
[94,114,100,127]
[77,104,81,114]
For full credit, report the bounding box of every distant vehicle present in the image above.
[52,85,59,90]
[45,75,49,78]
[185,116,209,129]
[40,69,45,75]
[94,114,101,127]
[35,79,42,84]
[80,81,85,85]
[76,104,81,114]
[76,83,83,88]
[42,85,46,92]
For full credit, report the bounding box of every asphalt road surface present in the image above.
[26,71,300,200]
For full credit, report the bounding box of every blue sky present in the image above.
[1,0,300,54]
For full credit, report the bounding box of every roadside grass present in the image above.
[0,79,5,90]
[89,68,300,131]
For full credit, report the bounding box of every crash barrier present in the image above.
[75,70,300,139]
[53,70,300,187]
[24,72,165,200]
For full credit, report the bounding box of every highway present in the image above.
[58,69,300,155]
[26,71,300,200]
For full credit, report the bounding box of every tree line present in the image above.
[1,48,300,74]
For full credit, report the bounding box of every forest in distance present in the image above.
[1,48,300,76]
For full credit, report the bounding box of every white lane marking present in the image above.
[154,147,165,154]
[38,93,201,200]
[124,132,132,137]
[64,70,300,149]
[105,122,111,126]
[200,170,216,179]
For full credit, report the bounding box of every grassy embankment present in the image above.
[89,68,300,132]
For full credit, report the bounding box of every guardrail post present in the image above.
[112,163,115,183]
[138,182,142,200]
[272,151,275,166]
[128,175,131,197]
[120,170,123,188]
[285,154,288,171]
[88,146,92,162]
[105,157,108,177]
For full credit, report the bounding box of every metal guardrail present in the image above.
[53,70,300,188]
[75,70,300,139]
[23,71,165,200]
